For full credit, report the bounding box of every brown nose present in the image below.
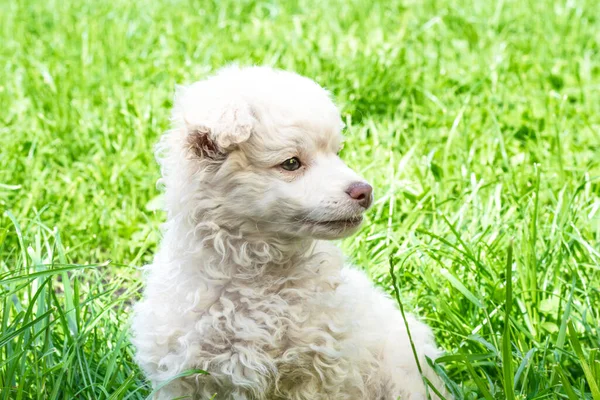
[346,182,373,208]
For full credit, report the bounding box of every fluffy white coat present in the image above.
[132,66,449,400]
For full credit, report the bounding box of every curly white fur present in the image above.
[132,66,450,400]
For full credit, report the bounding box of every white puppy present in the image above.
[132,66,449,400]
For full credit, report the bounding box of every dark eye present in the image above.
[280,157,301,171]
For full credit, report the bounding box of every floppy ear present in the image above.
[174,83,256,160]
[187,125,225,160]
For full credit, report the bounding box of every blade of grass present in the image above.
[567,321,600,399]
[502,242,515,400]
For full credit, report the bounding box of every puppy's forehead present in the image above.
[205,66,343,154]
[287,124,342,152]
[250,112,343,156]
[244,71,342,152]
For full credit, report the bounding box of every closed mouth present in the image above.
[307,216,363,228]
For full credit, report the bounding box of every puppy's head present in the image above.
[168,66,373,240]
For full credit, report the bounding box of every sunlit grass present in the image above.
[1,0,599,398]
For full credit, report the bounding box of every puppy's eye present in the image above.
[280,157,301,171]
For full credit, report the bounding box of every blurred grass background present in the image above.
[1,0,599,398]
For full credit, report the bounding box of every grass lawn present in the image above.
[1,0,599,398]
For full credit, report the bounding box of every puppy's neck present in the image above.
[174,218,317,276]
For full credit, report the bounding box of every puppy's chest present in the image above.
[197,275,344,355]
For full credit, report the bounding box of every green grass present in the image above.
[1,0,599,398]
